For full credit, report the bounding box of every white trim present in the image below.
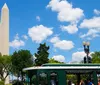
[23,66,100,71]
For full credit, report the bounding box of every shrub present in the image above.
[0,80,4,85]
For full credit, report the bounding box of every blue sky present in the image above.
[0,0,100,63]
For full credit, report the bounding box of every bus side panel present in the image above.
[57,70,66,85]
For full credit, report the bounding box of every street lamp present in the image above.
[83,41,90,63]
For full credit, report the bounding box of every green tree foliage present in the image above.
[11,50,33,81]
[0,54,11,82]
[67,74,77,84]
[49,58,63,63]
[35,43,49,66]
[91,51,100,63]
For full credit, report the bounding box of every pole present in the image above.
[87,53,88,63]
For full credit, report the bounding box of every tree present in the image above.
[91,51,100,63]
[0,54,11,82]
[11,50,33,81]
[35,43,49,66]
[49,58,63,63]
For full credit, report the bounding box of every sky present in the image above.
[0,0,100,63]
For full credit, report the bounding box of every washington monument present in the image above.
[0,3,9,84]
[0,3,9,55]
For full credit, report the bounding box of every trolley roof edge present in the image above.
[23,63,100,71]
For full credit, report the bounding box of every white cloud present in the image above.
[72,51,93,62]
[14,33,19,39]
[61,24,78,34]
[47,0,84,23]
[50,36,74,50]
[10,34,25,49]
[54,40,74,50]
[50,36,60,43]
[36,16,40,21]
[94,9,100,15]
[72,51,85,62]
[80,17,100,29]
[28,25,53,43]
[80,17,100,39]
[10,40,25,49]
[22,35,28,40]
[80,29,100,39]
[52,55,65,62]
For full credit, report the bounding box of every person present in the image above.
[79,80,85,85]
[87,78,94,85]
[50,79,56,85]
[98,79,100,85]
[50,77,56,85]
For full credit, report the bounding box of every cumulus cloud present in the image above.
[47,0,84,23]
[80,17,100,29]
[80,17,100,39]
[80,29,100,39]
[50,36,74,50]
[50,36,60,43]
[72,51,93,62]
[72,51,85,62]
[10,34,25,49]
[61,24,78,34]
[54,40,74,50]
[52,55,65,62]
[36,16,40,21]
[28,25,53,43]
[22,35,28,40]
[94,9,100,15]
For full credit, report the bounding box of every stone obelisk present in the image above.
[0,3,9,84]
[0,3,9,55]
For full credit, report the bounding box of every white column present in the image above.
[0,3,10,84]
[1,3,9,55]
